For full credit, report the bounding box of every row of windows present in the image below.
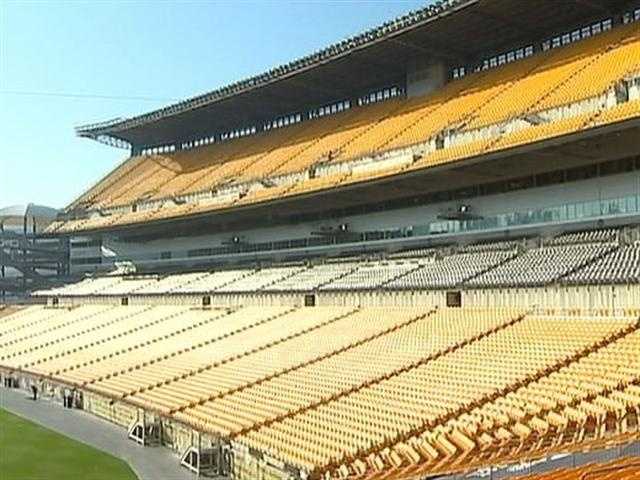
[309,100,352,119]
[141,144,177,156]
[452,67,466,79]
[482,45,535,71]
[184,137,216,149]
[541,19,613,52]
[220,125,258,141]
[453,44,535,79]
[357,86,403,106]
[451,16,619,79]
[264,112,303,130]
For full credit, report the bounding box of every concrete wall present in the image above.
[51,283,640,313]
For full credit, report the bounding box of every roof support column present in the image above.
[406,59,448,98]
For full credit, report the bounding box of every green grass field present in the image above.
[0,409,138,480]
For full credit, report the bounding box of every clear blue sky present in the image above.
[0,0,428,209]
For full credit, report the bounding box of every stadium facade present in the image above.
[3,1,640,479]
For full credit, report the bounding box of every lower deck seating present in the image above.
[386,251,516,289]
[467,243,615,288]
[0,305,23,321]
[263,262,360,292]
[241,314,634,474]
[563,244,640,285]
[34,228,640,298]
[1,305,639,479]
[319,261,424,291]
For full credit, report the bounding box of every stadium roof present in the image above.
[76,0,633,148]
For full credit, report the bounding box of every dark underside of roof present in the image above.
[80,0,636,148]
[72,117,640,242]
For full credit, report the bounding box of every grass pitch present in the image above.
[0,408,138,480]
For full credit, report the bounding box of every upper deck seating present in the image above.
[53,24,640,233]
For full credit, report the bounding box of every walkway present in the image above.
[0,387,192,480]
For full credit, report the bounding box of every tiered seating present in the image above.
[319,261,423,291]
[513,457,640,480]
[54,308,231,385]
[468,244,615,288]
[459,239,521,253]
[174,308,520,437]
[171,269,253,293]
[387,251,515,289]
[548,228,619,246]
[386,247,438,260]
[32,227,640,298]
[53,24,640,233]
[69,155,148,210]
[130,307,426,415]
[354,317,640,479]
[87,306,338,398]
[271,102,400,176]
[24,308,228,378]
[264,262,359,292]
[0,306,23,320]
[238,315,633,474]
[0,305,113,355]
[1,304,638,478]
[43,276,125,296]
[57,306,289,388]
[464,25,635,131]
[563,244,640,285]
[95,277,159,295]
[0,306,170,370]
[217,266,305,292]
[0,306,77,339]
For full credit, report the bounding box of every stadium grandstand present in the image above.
[3,0,640,479]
